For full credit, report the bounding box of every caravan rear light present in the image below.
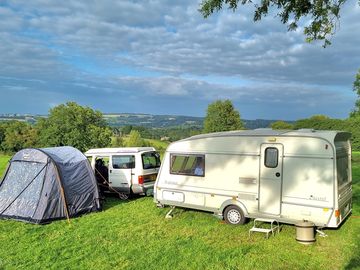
[138,175,144,184]
[335,210,340,217]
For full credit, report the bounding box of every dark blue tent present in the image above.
[0,146,101,224]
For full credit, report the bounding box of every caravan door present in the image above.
[259,144,283,215]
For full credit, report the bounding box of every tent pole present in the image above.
[54,165,71,224]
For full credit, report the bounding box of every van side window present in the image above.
[170,154,205,177]
[264,147,278,168]
[142,152,161,169]
[112,155,135,169]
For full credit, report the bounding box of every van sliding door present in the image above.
[259,144,283,215]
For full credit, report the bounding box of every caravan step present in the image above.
[249,218,280,239]
[249,227,273,233]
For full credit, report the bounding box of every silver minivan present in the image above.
[86,147,161,199]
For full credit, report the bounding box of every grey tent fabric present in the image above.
[0,146,101,224]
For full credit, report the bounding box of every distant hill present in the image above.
[103,113,292,129]
[103,113,203,128]
[0,113,293,129]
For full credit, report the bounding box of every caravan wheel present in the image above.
[224,205,246,225]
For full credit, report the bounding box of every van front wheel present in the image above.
[224,205,246,225]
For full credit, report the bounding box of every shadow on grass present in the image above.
[101,193,150,211]
[345,249,360,270]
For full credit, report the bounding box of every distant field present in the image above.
[112,137,170,157]
[144,138,169,149]
[0,153,358,269]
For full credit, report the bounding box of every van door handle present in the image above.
[110,170,112,173]
[275,172,281,177]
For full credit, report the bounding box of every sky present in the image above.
[0,0,359,120]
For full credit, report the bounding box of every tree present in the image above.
[112,135,124,147]
[350,69,360,117]
[345,117,360,151]
[36,102,112,152]
[125,130,148,147]
[293,114,347,131]
[1,121,38,153]
[0,123,6,148]
[199,0,352,47]
[203,99,244,133]
[121,125,133,135]
[271,121,294,130]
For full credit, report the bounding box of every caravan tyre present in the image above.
[224,205,246,225]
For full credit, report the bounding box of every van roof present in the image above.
[85,147,156,155]
[182,129,350,142]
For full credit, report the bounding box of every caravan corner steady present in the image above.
[154,129,352,228]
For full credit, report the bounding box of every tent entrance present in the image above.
[0,161,48,219]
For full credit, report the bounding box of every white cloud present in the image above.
[0,0,358,118]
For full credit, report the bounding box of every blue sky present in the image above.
[0,0,359,120]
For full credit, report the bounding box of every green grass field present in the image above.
[0,155,10,179]
[0,154,359,269]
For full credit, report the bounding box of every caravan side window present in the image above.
[264,147,278,168]
[170,154,205,177]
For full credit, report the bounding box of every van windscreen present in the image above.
[142,152,161,169]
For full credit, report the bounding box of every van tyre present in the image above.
[224,205,246,225]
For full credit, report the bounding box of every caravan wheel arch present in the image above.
[219,199,249,218]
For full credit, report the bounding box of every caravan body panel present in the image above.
[154,129,352,228]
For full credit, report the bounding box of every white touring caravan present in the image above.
[154,129,352,228]
[86,147,161,198]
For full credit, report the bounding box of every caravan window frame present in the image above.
[169,154,205,177]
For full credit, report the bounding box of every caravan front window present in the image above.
[170,154,205,177]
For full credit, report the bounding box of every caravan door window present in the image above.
[264,147,278,168]
[170,154,205,177]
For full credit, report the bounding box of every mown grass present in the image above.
[0,154,359,269]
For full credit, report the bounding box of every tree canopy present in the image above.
[270,121,294,130]
[36,102,112,152]
[199,0,352,46]
[125,130,148,147]
[203,99,244,133]
[350,69,360,117]
[0,121,37,153]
